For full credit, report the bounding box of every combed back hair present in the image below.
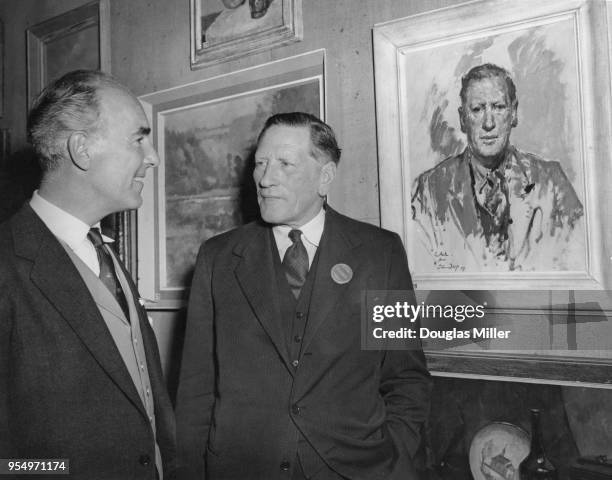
[27,69,128,173]
[256,112,342,164]
[460,63,517,107]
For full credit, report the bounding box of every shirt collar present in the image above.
[29,190,113,249]
[468,147,513,187]
[272,207,326,248]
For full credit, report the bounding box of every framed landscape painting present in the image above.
[138,49,325,308]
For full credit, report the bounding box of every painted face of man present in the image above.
[85,87,159,215]
[253,125,336,228]
[459,75,518,168]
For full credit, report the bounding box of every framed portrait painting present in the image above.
[373,0,612,291]
[138,49,325,308]
[190,0,302,68]
[373,0,612,386]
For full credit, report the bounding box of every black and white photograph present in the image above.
[1,1,611,480]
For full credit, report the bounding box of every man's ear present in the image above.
[67,131,91,171]
[458,106,466,133]
[318,161,337,197]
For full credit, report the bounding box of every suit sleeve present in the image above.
[379,233,432,458]
[175,243,216,480]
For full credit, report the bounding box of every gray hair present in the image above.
[27,70,128,173]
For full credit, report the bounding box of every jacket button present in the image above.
[291,404,300,415]
[280,460,291,471]
[139,455,151,466]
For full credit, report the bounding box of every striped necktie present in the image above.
[87,228,130,321]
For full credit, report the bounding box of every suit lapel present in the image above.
[446,153,481,240]
[63,245,129,324]
[301,209,361,352]
[233,224,292,371]
[13,206,147,417]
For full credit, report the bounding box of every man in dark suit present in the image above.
[412,63,584,272]
[0,70,175,479]
[176,113,430,480]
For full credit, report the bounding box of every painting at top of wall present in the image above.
[190,0,302,68]
[202,0,279,45]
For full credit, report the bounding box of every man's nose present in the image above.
[144,141,160,168]
[482,108,495,131]
[258,162,277,187]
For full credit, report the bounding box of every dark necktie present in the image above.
[282,229,309,299]
[87,228,130,321]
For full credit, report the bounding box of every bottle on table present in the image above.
[519,408,558,480]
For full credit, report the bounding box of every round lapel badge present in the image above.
[331,263,353,284]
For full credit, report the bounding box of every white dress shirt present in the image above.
[29,190,113,276]
[272,208,325,267]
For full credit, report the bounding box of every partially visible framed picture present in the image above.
[26,0,110,108]
[190,0,302,69]
[138,49,325,308]
[373,0,612,291]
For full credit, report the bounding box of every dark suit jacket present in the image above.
[0,205,176,480]
[176,207,431,480]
